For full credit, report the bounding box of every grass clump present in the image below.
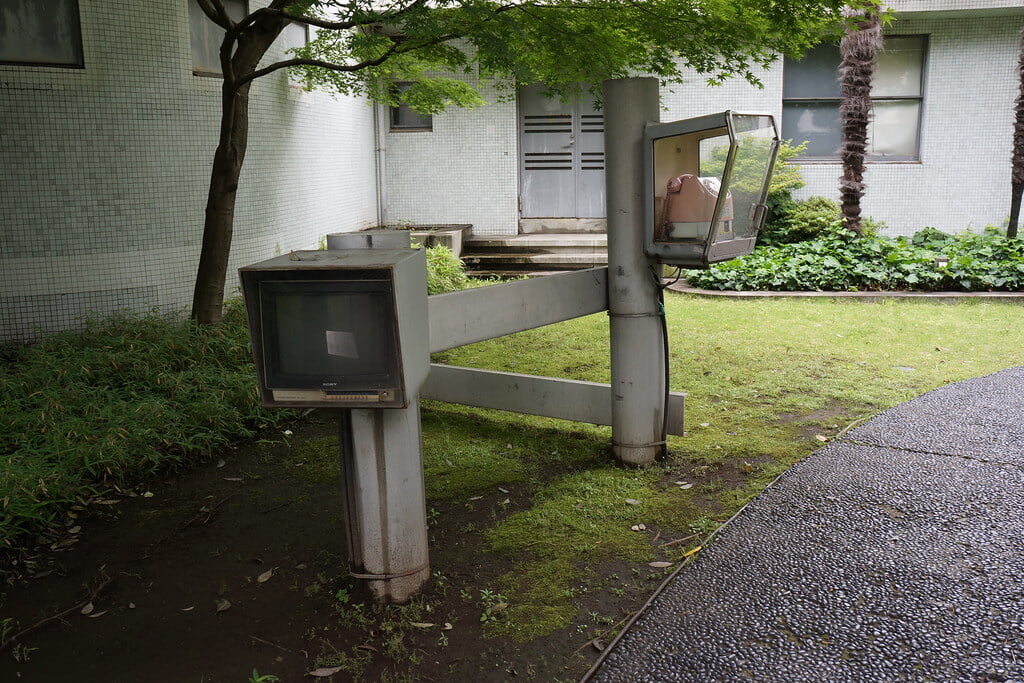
[425,245,470,294]
[687,227,1024,292]
[0,302,285,550]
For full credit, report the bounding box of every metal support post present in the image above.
[338,401,430,603]
[603,77,666,466]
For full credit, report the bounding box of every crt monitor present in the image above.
[239,249,428,409]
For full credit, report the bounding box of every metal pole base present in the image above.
[338,401,430,603]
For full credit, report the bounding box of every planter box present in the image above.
[408,224,472,257]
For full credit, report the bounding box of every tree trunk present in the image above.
[191,83,250,325]
[1010,27,1024,239]
[838,9,883,236]
[191,8,287,325]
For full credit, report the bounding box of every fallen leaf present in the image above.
[80,602,94,615]
[182,606,195,612]
[215,599,231,612]
[648,561,673,568]
[308,666,345,677]
[815,435,828,442]
[88,610,108,618]
[94,499,120,505]
[445,459,455,467]
[593,639,605,652]
[129,602,136,609]
[257,568,274,584]
[498,487,510,494]
[699,423,710,428]
[468,496,483,501]
[68,525,81,534]
[442,623,453,630]
[223,477,243,482]
[680,545,703,559]
[409,622,434,629]
[630,523,647,532]
[624,499,642,506]
[356,644,379,653]
[216,459,226,468]
[505,443,513,450]
[678,483,694,490]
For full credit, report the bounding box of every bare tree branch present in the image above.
[233,32,460,88]
[196,0,234,30]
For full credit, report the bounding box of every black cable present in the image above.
[649,265,671,457]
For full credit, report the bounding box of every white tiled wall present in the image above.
[382,72,519,236]
[0,0,377,343]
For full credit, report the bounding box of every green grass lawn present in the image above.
[426,294,1024,639]
[3,294,1023,653]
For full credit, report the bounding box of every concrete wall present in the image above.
[0,0,378,343]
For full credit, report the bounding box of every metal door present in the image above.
[519,84,605,218]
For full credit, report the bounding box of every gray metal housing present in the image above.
[238,249,429,409]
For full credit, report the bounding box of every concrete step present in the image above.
[462,252,608,269]
[466,233,607,254]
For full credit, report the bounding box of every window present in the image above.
[0,0,83,68]
[189,0,247,77]
[278,20,309,53]
[390,83,432,131]
[782,35,926,161]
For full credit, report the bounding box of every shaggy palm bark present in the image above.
[1009,27,1024,239]
[838,9,883,236]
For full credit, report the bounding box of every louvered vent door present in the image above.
[519,84,605,219]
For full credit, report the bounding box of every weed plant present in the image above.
[0,302,287,550]
[688,226,1024,292]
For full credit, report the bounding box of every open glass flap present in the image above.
[644,112,779,268]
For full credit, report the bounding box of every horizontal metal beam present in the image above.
[428,267,609,353]
[422,364,686,437]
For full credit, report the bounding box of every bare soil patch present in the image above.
[0,413,676,682]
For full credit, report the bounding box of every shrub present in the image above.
[0,302,289,550]
[686,229,1024,292]
[426,244,470,294]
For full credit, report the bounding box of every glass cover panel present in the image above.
[273,291,394,380]
[716,115,778,242]
[652,129,729,243]
[782,101,841,157]
[872,36,925,98]
[868,100,921,157]
[782,44,841,99]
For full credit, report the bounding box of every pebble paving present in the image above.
[588,367,1024,683]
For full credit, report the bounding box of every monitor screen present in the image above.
[260,281,400,390]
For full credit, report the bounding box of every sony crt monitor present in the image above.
[238,249,428,409]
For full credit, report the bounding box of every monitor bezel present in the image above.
[257,279,402,392]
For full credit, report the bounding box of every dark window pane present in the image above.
[782,43,841,99]
[782,101,841,157]
[0,0,83,67]
[189,0,247,76]
[390,83,432,130]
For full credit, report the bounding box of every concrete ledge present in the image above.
[667,281,1024,303]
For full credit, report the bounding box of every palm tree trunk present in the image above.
[838,8,883,236]
[1009,27,1024,239]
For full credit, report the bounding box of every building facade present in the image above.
[1,0,378,343]
[381,1,1024,238]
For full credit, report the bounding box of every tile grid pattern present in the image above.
[1,0,377,343]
